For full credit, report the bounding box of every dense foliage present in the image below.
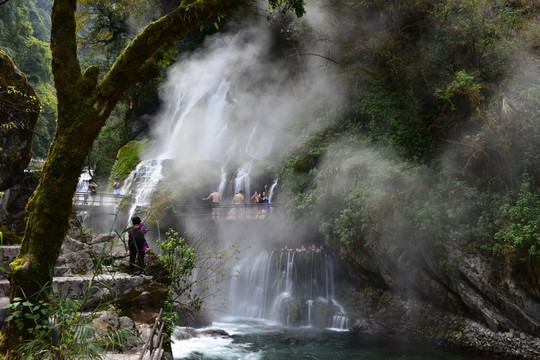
[3,0,540,290]
[277,0,540,280]
[0,0,56,158]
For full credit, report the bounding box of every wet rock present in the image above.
[199,328,230,338]
[116,282,168,324]
[348,287,540,359]
[172,327,199,340]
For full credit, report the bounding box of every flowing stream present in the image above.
[171,321,492,360]
[170,248,495,359]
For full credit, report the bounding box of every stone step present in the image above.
[0,247,73,280]
[0,272,151,300]
[0,246,21,272]
[0,247,84,278]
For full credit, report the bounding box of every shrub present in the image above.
[494,174,540,263]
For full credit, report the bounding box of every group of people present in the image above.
[82,177,121,205]
[202,187,271,220]
[249,190,270,219]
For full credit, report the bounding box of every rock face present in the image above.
[0,48,40,191]
[0,48,41,236]
[342,233,540,357]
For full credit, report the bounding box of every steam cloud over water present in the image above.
[119,3,346,232]
[148,17,342,185]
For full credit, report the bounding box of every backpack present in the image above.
[130,227,146,250]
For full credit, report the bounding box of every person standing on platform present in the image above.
[113,178,121,195]
[88,179,98,205]
[203,190,221,219]
[232,190,245,219]
[250,191,261,218]
[260,191,270,219]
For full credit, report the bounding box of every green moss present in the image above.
[108,140,147,187]
[0,230,22,245]
[8,254,32,274]
[290,302,300,323]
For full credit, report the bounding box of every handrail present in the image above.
[139,308,163,360]
[72,193,278,220]
[149,318,165,360]
[72,192,123,207]
[175,203,277,219]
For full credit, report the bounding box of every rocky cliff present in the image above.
[0,48,41,236]
[0,48,40,191]
[341,230,540,358]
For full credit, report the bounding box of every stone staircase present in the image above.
[0,237,149,300]
[0,239,166,359]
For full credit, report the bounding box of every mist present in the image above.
[146,14,342,192]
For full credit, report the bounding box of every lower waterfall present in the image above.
[224,248,349,330]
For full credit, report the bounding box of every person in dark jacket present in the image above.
[127,216,148,276]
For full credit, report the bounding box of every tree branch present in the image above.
[50,0,82,104]
[0,0,10,5]
[298,52,379,78]
[98,0,246,108]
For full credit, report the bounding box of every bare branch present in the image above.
[298,52,379,78]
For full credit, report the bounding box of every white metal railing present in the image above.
[73,192,123,207]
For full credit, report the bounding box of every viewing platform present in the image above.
[174,203,277,220]
[73,191,124,210]
[73,192,277,220]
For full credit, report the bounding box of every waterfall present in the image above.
[228,163,252,199]
[121,159,164,223]
[226,249,349,330]
[119,30,286,211]
[268,176,278,203]
[76,170,91,192]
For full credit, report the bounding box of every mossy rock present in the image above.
[108,140,147,189]
[0,227,22,245]
[0,48,41,191]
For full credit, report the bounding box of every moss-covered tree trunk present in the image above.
[1,0,245,354]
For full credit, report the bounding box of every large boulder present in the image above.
[0,48,40,191]
[0,48,41,235]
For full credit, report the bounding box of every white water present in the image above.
[122,28,287,211]
[268,176,278,203]
[226,249,349,329]
[171,320,484,360]
[76,170,91,192]
[121,159,164,222]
